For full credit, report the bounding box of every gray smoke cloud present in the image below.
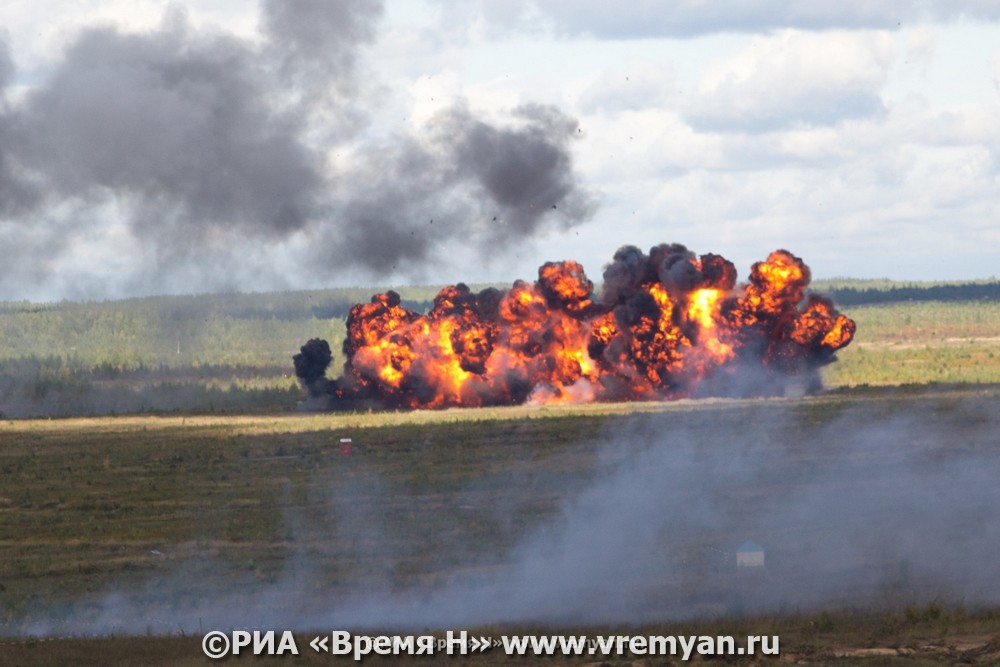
[17,12,323,242]
[262,0,380,92]
[0,34,38,218]
[0,1,596,299]
[316,103,597,271]
[13,397,1000,636]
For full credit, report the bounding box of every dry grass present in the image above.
[823,301,1000,387]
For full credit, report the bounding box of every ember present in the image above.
[295,244,855,409]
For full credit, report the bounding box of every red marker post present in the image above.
[339,438,352,456]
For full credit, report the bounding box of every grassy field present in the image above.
[3,386,1000,664]
[822,301,1000,386]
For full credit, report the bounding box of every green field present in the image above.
[823,300,1000,386]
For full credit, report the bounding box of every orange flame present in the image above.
[328,246,855,408]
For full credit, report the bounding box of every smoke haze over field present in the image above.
[322,405,1000,628]
[16,397,1000,635]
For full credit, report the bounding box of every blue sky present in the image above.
[1,1,999,300]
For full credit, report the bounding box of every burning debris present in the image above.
[294,244,855,409]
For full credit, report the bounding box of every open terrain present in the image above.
[2,386,1000,664]
[2,281,1000,664]
[823,300,1000,386]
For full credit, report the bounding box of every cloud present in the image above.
[436,0,1000,39]
[924,0,1000,22]
[0,31,12,86]
[682,30,893,132]
[904,26,936,75]
[0,34,41,218]
[537,0,905,38]
[571,60,679,115]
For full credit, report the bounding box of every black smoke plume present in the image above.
[293,338,333,397]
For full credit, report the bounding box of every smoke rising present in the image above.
[0,1,595,299]
[313,102,597,272]
[293,337,333,396]
[261,0,380,98]
[13,396,1000,635]
[18,13,324,241]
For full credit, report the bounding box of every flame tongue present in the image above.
[328,245,855,408]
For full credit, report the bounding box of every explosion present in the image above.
[295,244,855,409]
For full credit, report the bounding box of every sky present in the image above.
[0,0,998,301]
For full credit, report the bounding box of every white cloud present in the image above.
[904,25,936,74]
[431,0,1000,40]
[683,30,894,132]
[550,64,1000,280]
[534,0,905,37]
[0,1,258,71]
[570,60,679,114]
[407,70,465,125]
